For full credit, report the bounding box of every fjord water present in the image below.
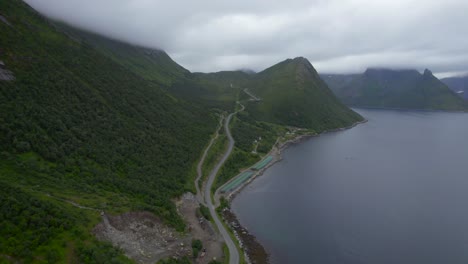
[232,109,468,264]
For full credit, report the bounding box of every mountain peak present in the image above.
[291,56,313,67]
[423,68,433,76]
[262,56,316,77]
[292,56,308,62]
[324,67,468,111]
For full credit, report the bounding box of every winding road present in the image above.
[195,115,224,205]
[204,103,244,264]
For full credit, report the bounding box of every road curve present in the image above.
[195,115,224,205]
[204,103,244,264]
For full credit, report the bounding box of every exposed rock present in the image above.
[177,193,225,263]
[93,194,226,264]
[0,62,14,81]
[221,209,269,264]
[423,68,433,77]
[0,14,12,27]
[93,211,191,264]
[0,60,15,81]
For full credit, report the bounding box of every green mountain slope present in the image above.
[0,0,216,262]
[191,70,252,106]
[58,24,190,86]
[246,57,364,130]
[322,69,468,111]
[56,25,240,111]
[0,1,367,262]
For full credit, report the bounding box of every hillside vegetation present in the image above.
[247,57,363,130]
[0,1,364,262]
[0,0,215,262]
[59,25,190,87]
[57,25,240,112]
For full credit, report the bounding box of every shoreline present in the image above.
[352,106,468,113]
[225,118,368,201]
[218,118,367,263]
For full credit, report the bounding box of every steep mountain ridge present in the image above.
[55,25,251,111]
[322,68,468,111]
[247,57,364,130]
[57,23,190,86]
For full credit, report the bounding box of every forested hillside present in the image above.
[246,57,363,130]
[0,1,366,262]
[0,0,216,262]
[57,24,189,86]
[57,25,240,111]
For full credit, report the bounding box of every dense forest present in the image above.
[0,0,216,262]
[0,1,364,262]
[247,57,364,130]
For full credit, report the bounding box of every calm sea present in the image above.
[232,109,468,264]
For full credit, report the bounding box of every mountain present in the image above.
[57,23,190,87]
[246,57,364,131]
[57,25,243,111]
[53,26,363,127]
[0,0,216,261]
[441,75,468,100]
[322,68,468,111]
[0,0,364,262]
[189,70,250,108]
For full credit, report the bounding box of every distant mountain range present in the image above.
[321,68,468,111]
[441,75,468,100]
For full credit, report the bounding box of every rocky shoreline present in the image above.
[220,208,269,264]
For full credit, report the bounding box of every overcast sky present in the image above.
[25,0,468,77]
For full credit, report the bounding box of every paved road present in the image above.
[204,103,244,264]
[243,88,261,101]
[195,115,224,205]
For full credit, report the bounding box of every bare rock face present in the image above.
[0,14,12,27]
[0,61,14,81]
[0,69,14,81]
[93,194,226,264]
[93,211,191,264]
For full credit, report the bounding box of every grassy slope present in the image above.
[191,71,251,111]
[323,69,468,110]
[0,1,216,262]
[247,57,364,131]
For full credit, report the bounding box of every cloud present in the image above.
[24,0,468,77]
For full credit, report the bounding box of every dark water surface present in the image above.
[232,109,468,264]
